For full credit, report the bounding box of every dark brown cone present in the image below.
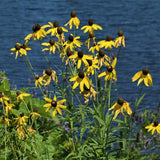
[106,35,112,41]
[118,29,123,36]
[107,66,113,72]
[78,71,84,79]
[98,49,105,58]
[69,35,74,42]
[51,100,57,107]
[15,44,21,50]
[71,10,76,17]
[88,19,93,26]
[49,39,55,45]
[53,21,59,27]
[117,97,125,106]
[142,68,149,75]
[57,27,63,35]
[78,51,84,58]
[153,120,159,127]
[45,68,52,76]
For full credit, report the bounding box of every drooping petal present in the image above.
[132,71,142,82]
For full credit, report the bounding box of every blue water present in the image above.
[1,0,160,110]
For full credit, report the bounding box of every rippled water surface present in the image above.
[1,0,160,110]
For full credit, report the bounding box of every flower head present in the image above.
[109,97,132,119]
[69,50,93,69]
[42,68,58,86]
[98,35,115,50]
[85,32,96,49]
[114,29,125,48]
[145,120,160,135]
[41,39,60,54]
[10,43,28,59]
[43,21,68,37]
[65,10,80,29]
[0,93,9,105]
[80,85,98,103]
[95,49,110,68]
[0,115,11,126]
[30,108,41,119]
[64,34,83,51]
[43,95,67,117]
[69,71,91,92]
[34,75,45,87]
[14,113,29,126]
[89,42,100,54]
[4,102,15,117]
[81,19,102,34]
[98,57,117,81]
[84,59,99,75]
[16,91,31,102]
[25,24,46,41]
[132,67,153,86]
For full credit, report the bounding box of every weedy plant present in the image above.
[0,10,160,160]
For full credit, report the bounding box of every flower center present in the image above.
[53,21,59,27]
[78,51,84,58]
[32,24,41,32]
[21,44,26,49]
[106,35,112,41]
[51,100,57,107]
[88,19,93,26]
[16,91,21,96]
[33,108,38,112]
[142,68,149,75]
[98,49,105,58]
[45,68,52,76]
[57,27,63,35]
[20,112,24,117]
[107,66,113,72]
[67,48,72,57]
[153,120,159,127]
[69,35,74,42]
[118,29,123,36]
[15,44,21,50]
[87,59,92,66]
[35,75,40,80]
[0,94,3,98]
[71,10,76,17]
[117,97,125,106]
[78,71,85,79]
[49,39,55,45]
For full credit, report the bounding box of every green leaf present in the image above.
[136,93,146,107]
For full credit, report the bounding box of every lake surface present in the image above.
[1,0,160,111]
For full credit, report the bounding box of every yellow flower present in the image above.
[65,10,80,29]
[56,27,66,44]
[70,71,91,92]
[81,19,102,34]
[0,115,11,126]
[89,42,100,54]
[43,95,67,117]
[145,120,160,135]
[41,39,60,54]
[25,24,46,41]
[64,34,83,51]
[60,48,73,65]
[114,29,125,48]
[95,49,111,68]
[14,113,29,126]
[84,59,99,75]
[42,68,58,86]
[34,75,45,87]
[132,68,153,86]
[80,86,98,103]
[16,91,31,102]
[109,97,132,119]
[98,57,117,81]
[10,43,27,59]
[0,93,9,105]
[98,35,115,50]
[5,102,15,117]
[69,50,93,69]
[85,33,96,49]
[43,21,68,36]
[30,108,41,119]
[17,125,26,139]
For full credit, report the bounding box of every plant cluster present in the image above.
[0,10,160,159]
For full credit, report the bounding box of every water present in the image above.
[1,0,160,110]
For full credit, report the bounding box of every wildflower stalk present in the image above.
[117,46,121,59]
[132,83,144,118]
[108,80,112,108]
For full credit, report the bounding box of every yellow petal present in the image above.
[132,71,142,82]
